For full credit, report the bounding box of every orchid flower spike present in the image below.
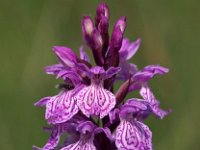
[33,2,171,150]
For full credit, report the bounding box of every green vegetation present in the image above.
[0,0,199,149]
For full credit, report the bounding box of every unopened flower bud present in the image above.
[91,29,104,65]
[82,16,94,36]
[98,16,109,57]
[82,17,104,66]
[95,3,110,58]
[105,16,126,67]
[110,16,126,51]
[82,16,94,47]
[95,2,109,27]
[116,16,126,33]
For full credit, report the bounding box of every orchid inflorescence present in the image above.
[33,2,170,150]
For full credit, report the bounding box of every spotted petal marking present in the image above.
[61,139,96,150]
[115,119,152,150]
[76,84,116,118]
[46,90,78,124]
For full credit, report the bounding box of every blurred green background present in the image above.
[0,0,199,149]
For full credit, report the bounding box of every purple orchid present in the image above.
[75,64,120,118]
[34,2,171,150]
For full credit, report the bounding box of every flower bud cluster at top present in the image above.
[33,2,171,150]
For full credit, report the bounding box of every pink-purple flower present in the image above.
[75,65,120,118]
[33,2,171,150]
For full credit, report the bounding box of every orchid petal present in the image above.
[117,62,138,81]
[46,90,79,124]
[76,63,93,79]
[128,65,169,92]
[109,108,120,124]
[90,66,105,75]
[119,38,141,60]
[120,98,152,120]
[140,85,171,119]
[53,46,78,67]
[119,38,129,57]
[61,121,97,149]
[45,64,65,75]
[120,99,148,116]
[125,38,141,60]
[80,46,90,62]
[76,65,120,81]
[115,119,152,150]
[134,65,169,82]
[76,84,116,118]
[33,125,63,150]
[102,67,121,79]
[61,139,96,150]
[56,70,81,85]
[76,121,95,134]
[128,82,141,92]
[34,97,51,107]
[143,65,169,74]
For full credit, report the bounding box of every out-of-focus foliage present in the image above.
[0,0,199,149]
